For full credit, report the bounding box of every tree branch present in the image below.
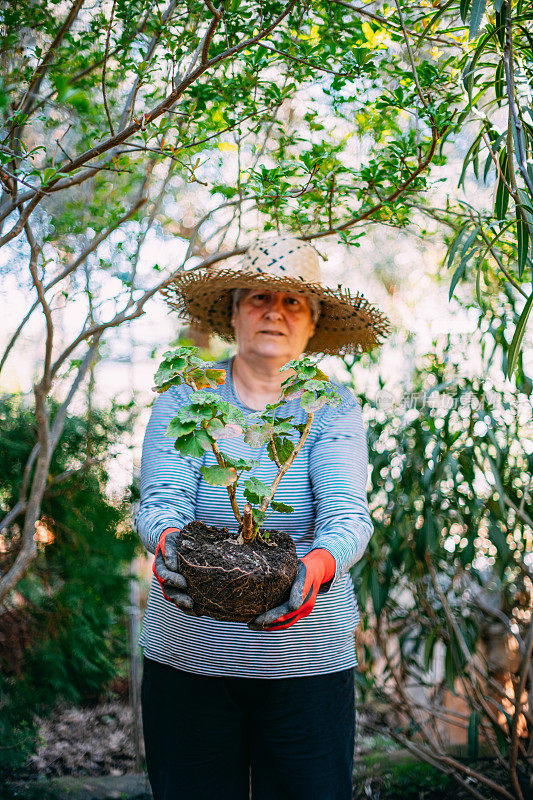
[14,0,86,121]
[503,1,533,199]
[102,0,118,136]
[0,197,146,376]
[0,0,299,246]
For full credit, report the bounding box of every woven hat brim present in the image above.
[161,269,390,355]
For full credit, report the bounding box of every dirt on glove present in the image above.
[175,521,298,622]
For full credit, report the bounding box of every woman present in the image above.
[135,236,388,800]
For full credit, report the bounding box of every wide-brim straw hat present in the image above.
[162,236,390,355]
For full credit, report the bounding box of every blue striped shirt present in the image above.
[135,356,373,678]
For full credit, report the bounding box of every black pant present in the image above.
[141,656,355,800]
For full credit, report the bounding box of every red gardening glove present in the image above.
[153,527,195,613]
[248,549,336,631]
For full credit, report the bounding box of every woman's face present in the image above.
[231,289,316,364]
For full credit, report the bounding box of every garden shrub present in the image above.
[0,395,139,776]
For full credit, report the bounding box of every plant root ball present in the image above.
[175,521,299,623]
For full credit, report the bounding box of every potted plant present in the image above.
[153,345,341,622]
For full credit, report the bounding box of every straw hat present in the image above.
[162,236,390,355]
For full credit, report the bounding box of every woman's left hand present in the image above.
[247,549,336,631]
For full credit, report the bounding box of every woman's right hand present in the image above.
[153,528,198,615]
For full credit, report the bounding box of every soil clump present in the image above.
[175,521,298,622]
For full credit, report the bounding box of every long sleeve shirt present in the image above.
[135,356,373,678]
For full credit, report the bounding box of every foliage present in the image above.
[153,345,340,537]
[0,395,139,775]
[0,0,459,602]
[430,0,533,378]
[355,757,452,800]
[348,338,532,800]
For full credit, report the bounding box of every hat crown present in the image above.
[241,236,320,284]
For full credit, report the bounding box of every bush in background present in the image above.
[0,395,139,776]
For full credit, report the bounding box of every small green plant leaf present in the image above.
[243,477,272,504]
[370,572,388,617]
[174,429,212,458]
[252,507,266,528]
[268,436,295,464]
[244,424,271,447]
[460,0,472,23]
[300,391,328,413]
[223,454,259,471]
[326,390,342,407]
[207,418,243,440]
[200,465,238,486]
[166,417,197,439]
[488,717,509,755]
[270,500,294,514]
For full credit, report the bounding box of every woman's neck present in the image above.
[231,353,289,410]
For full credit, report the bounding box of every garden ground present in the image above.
[1,700,490,800]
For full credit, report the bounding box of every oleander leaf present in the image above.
[507,292,533,377]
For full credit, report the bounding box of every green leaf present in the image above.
[224,406,247,425]
[269,500,295,514]
[445,224,469,270]
[244,424,270,448]
[252,507,266,528]
[469,0,486,39]
[174,429,212,458]
[488,717,508,756]
[507,292,533,378]
[495,150,510,220]
[243,477,272,505]
[223,454,259,471]
[166,417,197,439]
[444,645,457,692]
[370,572,388,617]
[449,240,480,301]
[207,418,243,440]
[267,436,295,464]
[488,523,511,561]
[460,0,472,23]
[468,710,479,759]
[300,391,328,414]
[517,214,529,278]
[200,465,238,486]
[423,630,438,670]
[154,359,186,389]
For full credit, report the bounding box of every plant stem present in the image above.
[260,412,314,514]
[241,503,254,542]
[210,438,242,525]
